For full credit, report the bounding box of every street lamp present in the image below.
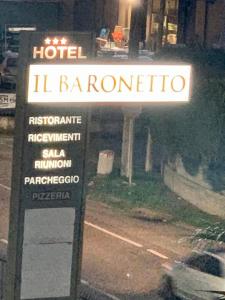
[127,0,141,6]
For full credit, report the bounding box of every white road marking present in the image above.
[147,249,168,260]
[85,221,143,248]
[0,239,8,244]
[0,183,11,191]
[85,221,169,260]
[81,279,121,300]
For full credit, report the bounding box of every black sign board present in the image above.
[5,32,95,300]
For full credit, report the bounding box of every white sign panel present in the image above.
[28,64,191,103]
[21,208,75,299]
[0,93,16,108]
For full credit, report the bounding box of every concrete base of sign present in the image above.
[0,116,14,132]
[97,150,114,175]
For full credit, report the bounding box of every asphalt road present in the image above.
[0,135,192,300]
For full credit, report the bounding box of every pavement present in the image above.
[0,134,193,299]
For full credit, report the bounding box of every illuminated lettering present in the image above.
[136,75,144,92]
[24,175,80,185]
[32,45,86,60]
[24,177,30,185]
[57,46,67,59]
[45,46,57,59]
[28,65,191,103]
[33,47,44,59]
[159,75,169,92]
[42,149,66,159]
[101,75,116,93]
[32,74,52,93]
[171,75,186,92]
[44,75,52,92]
[60,75,69,92]
[34,75,40,92]
[88,75,99,92]
[28,116,82,125]
[118,76,133,92]
[28,133,81,143]
[34,159,72,169]
[148,75,157,92]
[29,117,35,125]
[36,177,41,184]
[68,47,78,59]
[77,47,87,59]
[71,77,82,92]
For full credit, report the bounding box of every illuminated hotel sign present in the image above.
[6,31,191,300]
[33,37,87,60]
[28,64,191,103]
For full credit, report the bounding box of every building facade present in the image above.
[185,0,225,48]
[117,0,179,50]
[0,0,224,54]
[113,0,225,50]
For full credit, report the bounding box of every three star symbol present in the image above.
[44,37,68,45]
[44,37,51,45]
[53,38,59,45]
[61,38,67,45]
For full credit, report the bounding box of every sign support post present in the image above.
[121,107,142,184]
[5,30,191,300]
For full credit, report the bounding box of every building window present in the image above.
[150,0,178,49]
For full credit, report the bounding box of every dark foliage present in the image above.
[144,46,225,191]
